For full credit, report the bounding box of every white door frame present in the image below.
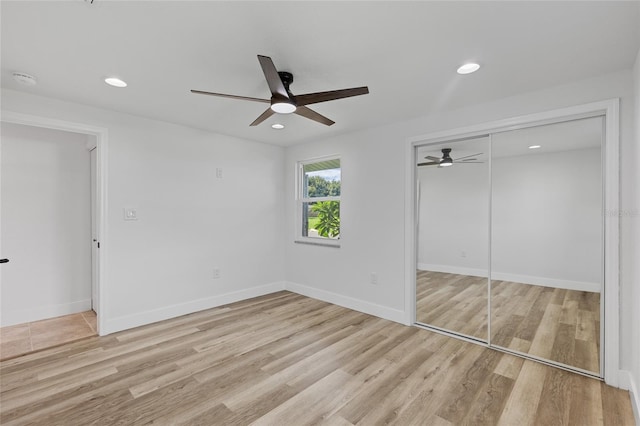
[1,110,108,335]
[404,99,620,387]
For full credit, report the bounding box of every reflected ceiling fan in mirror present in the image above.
[191,55,369,127]
[418,148,484,168]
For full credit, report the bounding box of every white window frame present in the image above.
[295,155,341,247]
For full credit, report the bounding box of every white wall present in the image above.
[0,123,92,326]
[284,69,635,373]
[1,89,286,334]
[284,129,408,323]
[629,47,640,422]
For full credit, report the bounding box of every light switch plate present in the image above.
[124,208,138,221]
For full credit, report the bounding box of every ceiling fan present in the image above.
[191,55,369,127]
[418,148,484,167]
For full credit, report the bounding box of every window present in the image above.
[297,157,340,243]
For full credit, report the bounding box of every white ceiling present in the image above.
[1,1,638,147]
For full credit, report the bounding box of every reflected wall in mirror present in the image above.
[416,137,489,341]
[490,117,603,374]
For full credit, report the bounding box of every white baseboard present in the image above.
[418,263,600,293]
[418,263,488,278]
[101,282,286,335]
[0,299,92,327]
[621,370,640,425]
[491,272,600,293]
[284,281,405,324]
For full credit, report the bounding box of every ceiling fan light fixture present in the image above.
[439,158,454,167]
[457,63,480,75]
[270,101,296,114]
[271,123,285,130]
[529,145,541,149]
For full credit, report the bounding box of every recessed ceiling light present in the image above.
[105,77,127,88]
[271,123,285,130]
[13,72,37,86]
[457,63,480,75]
[529,145,541,149]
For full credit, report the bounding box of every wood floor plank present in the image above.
[600,381,636,426]
[460,372,515,425]
[568,372,604,425]
[435,348,503,423]
[353,347,449,425]
[251,369,360,426]
[0,291,633,425]
[493,351,525,380]
[384,340,480,425]
[175,402,237,426]
[0,365,119,412]
[533,367,573,426]
[497,361,547,426]
[337,346,434,424]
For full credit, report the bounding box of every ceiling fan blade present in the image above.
[417,162,440,166]
[257,55,289,99]
[191,90,270,103]
[454,153,483,161]
[425,156,441,162]
[249,108,275,126]
[294,87,369,106]
[294,106,335,126]
[460,158,478,162]
[455,161,484,164]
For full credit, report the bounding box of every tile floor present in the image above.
[0,310,97,360]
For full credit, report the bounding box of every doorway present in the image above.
[0,113,107,358]
[0,123,98,358]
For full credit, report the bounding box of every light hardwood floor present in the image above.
[416,271,600,373]
[1,291,632,425]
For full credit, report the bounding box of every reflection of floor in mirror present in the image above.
[491,279,600,373]
[416,271,488,340]
[416,270,600,373]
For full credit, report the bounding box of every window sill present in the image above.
[294,239,341,248]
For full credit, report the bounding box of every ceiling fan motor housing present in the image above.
[278,71,294,90]
[273,71,296,107]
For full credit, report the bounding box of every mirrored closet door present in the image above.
[490,117,603,374]
[415,115,604,377]
[415,137,490,341]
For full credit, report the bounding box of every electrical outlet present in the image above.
[213,268,220,279]
[370,272,378,285]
